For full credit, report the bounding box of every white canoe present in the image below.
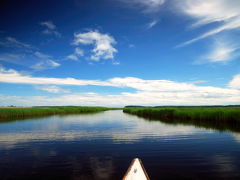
[122,158,150,180]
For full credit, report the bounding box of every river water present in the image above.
[0,110,240,180]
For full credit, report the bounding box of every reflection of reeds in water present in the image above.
[123,107,240,133]
[0,106,112,121]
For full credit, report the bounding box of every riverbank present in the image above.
[123,107,240,132]
[0,106,116,120]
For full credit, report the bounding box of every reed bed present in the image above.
[123,107,240,132]
[0,106,111,120]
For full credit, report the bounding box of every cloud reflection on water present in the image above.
[0,111,229,149]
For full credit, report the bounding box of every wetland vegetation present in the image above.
[123,107,240,132]
[0,106,117,120]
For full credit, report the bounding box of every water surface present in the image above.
[0,110,240,180]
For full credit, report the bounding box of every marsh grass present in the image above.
[0,106,112,120]
[123,107,240,132]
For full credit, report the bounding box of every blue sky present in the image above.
[0,0,240,106]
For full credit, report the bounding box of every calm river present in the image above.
[0,110,240,180]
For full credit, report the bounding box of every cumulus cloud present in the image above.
[229,74,240,89]
[40,21,61,37]
[36,86,70,93]
[177,0,240,47]
[73,30,117,61]
[0,67,240,106]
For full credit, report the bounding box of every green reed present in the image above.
[123,107,240,132]
[0,106,112,120]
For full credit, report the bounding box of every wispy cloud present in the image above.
[36,85,70,93]
[40,21,61,37]
[206,46,237,63]
[129,44,135,48]
[177,0,240,47]
[40,21,56,30]
[73,30,117,61]
[0,53,27,65]
[0,35,60,70]
[31,51,60,70]
[0,66,240,106]
[0,48,60,70]
[66,54,78,61]
[119,0,166,13]
[199,39,240,63]
[31,59,60,70]
[0,37,33,49]
[146,19,158,29]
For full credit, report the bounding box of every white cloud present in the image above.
[177,0,240,47]
[67,54,78,61]
[75,47,84,56]
[0,53,27,65]
[40,21,61,37]
[66,48,84,61]
[0,88,239,106]
[0,36,60,70]
[229,74,240,89]
[40,21,56,30]
[190,80,208,84]
[0,66,109,86]
[0,37,33,49]
[0,51,60,71]
[207,47,236,63]
[73,30,117,61]
[201,39,240,63]
[31,60,60,70]
[147,19,158,29]
[36,86,70,93]
[31,51,60,70]
[34,51,51,59]
[0,67,240,106]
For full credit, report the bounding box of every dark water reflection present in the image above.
[124,111,240,133]
[0,110,240,180]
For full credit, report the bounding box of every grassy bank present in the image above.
[123,107,240,132]
[0,106,113,120]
